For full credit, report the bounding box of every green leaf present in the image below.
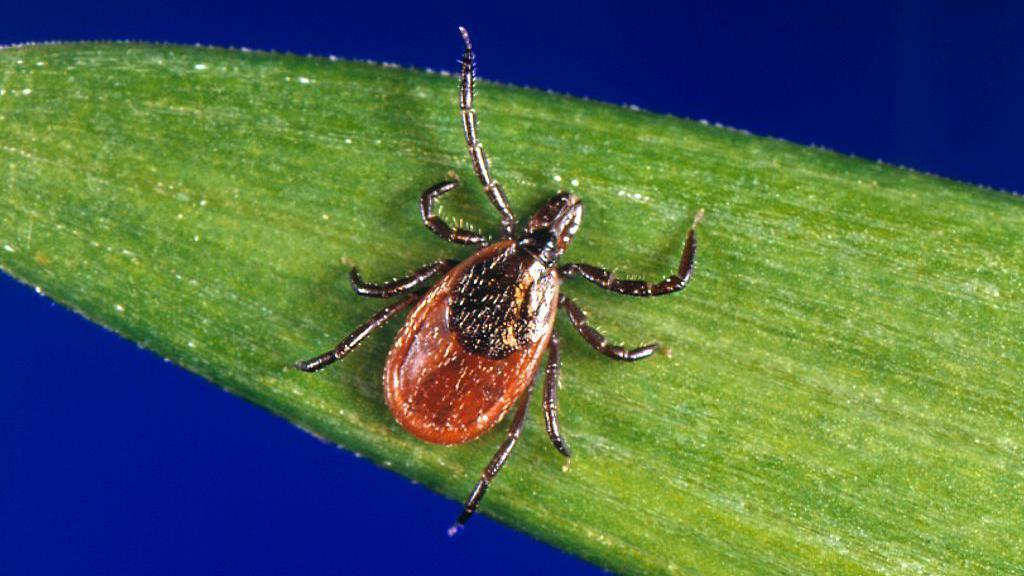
[1,43,1022,575]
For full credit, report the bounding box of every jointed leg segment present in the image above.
[420,180,490,245]
[560,209,703,296]
[458,27,515,239]
[542,332,571,458]
[293,292,420,373]
[350,259,457,298]
[559,295,658,361]
[449,381,535,535]
[419,29,517,246]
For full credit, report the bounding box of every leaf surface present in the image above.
[1,43,1021,575]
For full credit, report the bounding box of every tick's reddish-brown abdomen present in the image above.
[384,240,559,445]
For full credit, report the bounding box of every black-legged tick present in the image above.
[296,27,703,534]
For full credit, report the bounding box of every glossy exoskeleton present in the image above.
[295,27,702,534]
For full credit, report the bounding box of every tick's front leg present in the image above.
[560,209,703,297]
[457,27,515,238]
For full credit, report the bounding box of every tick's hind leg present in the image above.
[560,209,703,296]
[293,292,420,373]
[559,295,658,361]
[420,180,489,246]
[542,332,571,458]
[350,259,457,298]
[448,382,535,536]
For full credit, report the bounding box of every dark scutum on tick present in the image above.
[294,27,703,535]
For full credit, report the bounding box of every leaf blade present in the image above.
[1,43,1022,575]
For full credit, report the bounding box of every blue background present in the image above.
[2,2,1021,574]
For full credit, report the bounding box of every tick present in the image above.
[295,27,702,534]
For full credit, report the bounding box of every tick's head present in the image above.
[520,192,583,266]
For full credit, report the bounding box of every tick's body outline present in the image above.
[296,27,702,534]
